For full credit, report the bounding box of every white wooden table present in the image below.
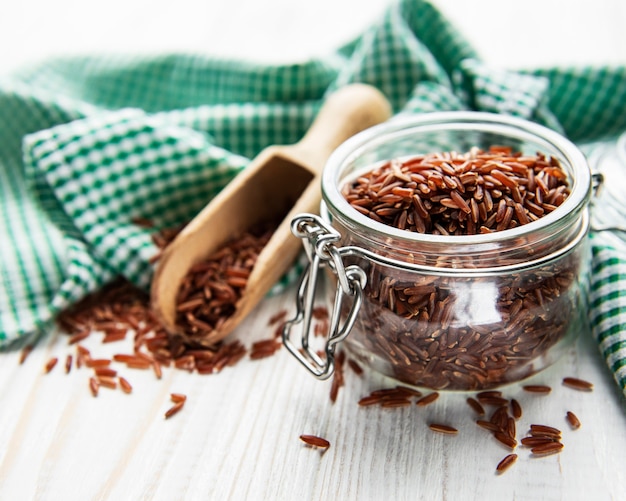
[1,1,626,500]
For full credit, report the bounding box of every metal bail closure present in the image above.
[282,214,366,380]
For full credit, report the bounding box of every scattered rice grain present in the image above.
[530,442,564,456]
[85,358,111,368]
[267,309,288,326]
[429,423,458,435]
[416,392,439,406]
[94,367,117,378]
[19,344,34,365]
[522,385,552,394]
[476,420,501,432]
[521,436,558,447]
[496,453,518,474]
[164,401,185,419]
[566,411,581,429]
[466,397,486,416]
[347,359,364,376]
[119,377,132,394]
[152,361,163,379]
[494,431,517,450]
[67,330,90,345]
[562,377,593,391]
[44,357,58,374]
[300,434,330,449]
[89,377,99,397]
[171,393,187,404]
[97,376,117,389]
[510,399,522,419]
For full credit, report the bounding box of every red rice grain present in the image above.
[97,376,117,389]
[529,424,562,438]
[86,358,111,368]
[65,355,72,374]
[494,431,517,450]
[506,417,516,440]
[530,442,564,456]
[329,378,341,404]
[522,385,552,394]
[312,306,329,320]
[174,355,195,372]
[249,338,282,360]
[394,386,422,397]
[119,377,132,394]
[89,377,99,397]
[476,420,501,433]
[562,377,593,391]
[521,437,558,447]
[44,357,58,374]
[373,388,413,399]
[267,310,288,326]
[566,411,581,429]
[152,362,163,379]
[67,330,90,345]
[299,434,330,449]
[347,359,364,376]
[466,397,485,416]
[76,345,91,358]
[358,395,383,406]
[416,392,439,406]
[164,401,185,419]
[113,354,145,364]
[477,395,509,407]
[94,367,117,378]
[380,398,412,408]
[476,391,503,399]
[490,406,510,430]
[170,393,187,404]
[510,399,522,420]
[126,360,152,370]
[496,453,518,474]
[428,423,458,435]
[274,321,287,339]
[76,346,90,368]
[134,351,155,363]
[102,331,127,343]
[357,386,421,407]
[329,351,346,403]
[19,344,34,365]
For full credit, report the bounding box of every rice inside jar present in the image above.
[286,112,592,391]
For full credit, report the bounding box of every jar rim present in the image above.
[321,111,592,246]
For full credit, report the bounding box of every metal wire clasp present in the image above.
[282,214,366,380]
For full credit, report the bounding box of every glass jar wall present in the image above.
[317,112,592,391]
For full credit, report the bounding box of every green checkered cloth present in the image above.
[1,0,626,395]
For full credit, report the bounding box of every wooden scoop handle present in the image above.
[289,83,393,174]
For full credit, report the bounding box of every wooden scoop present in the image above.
[150,83,392,344]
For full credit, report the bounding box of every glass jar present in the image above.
[283,111,592,391]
